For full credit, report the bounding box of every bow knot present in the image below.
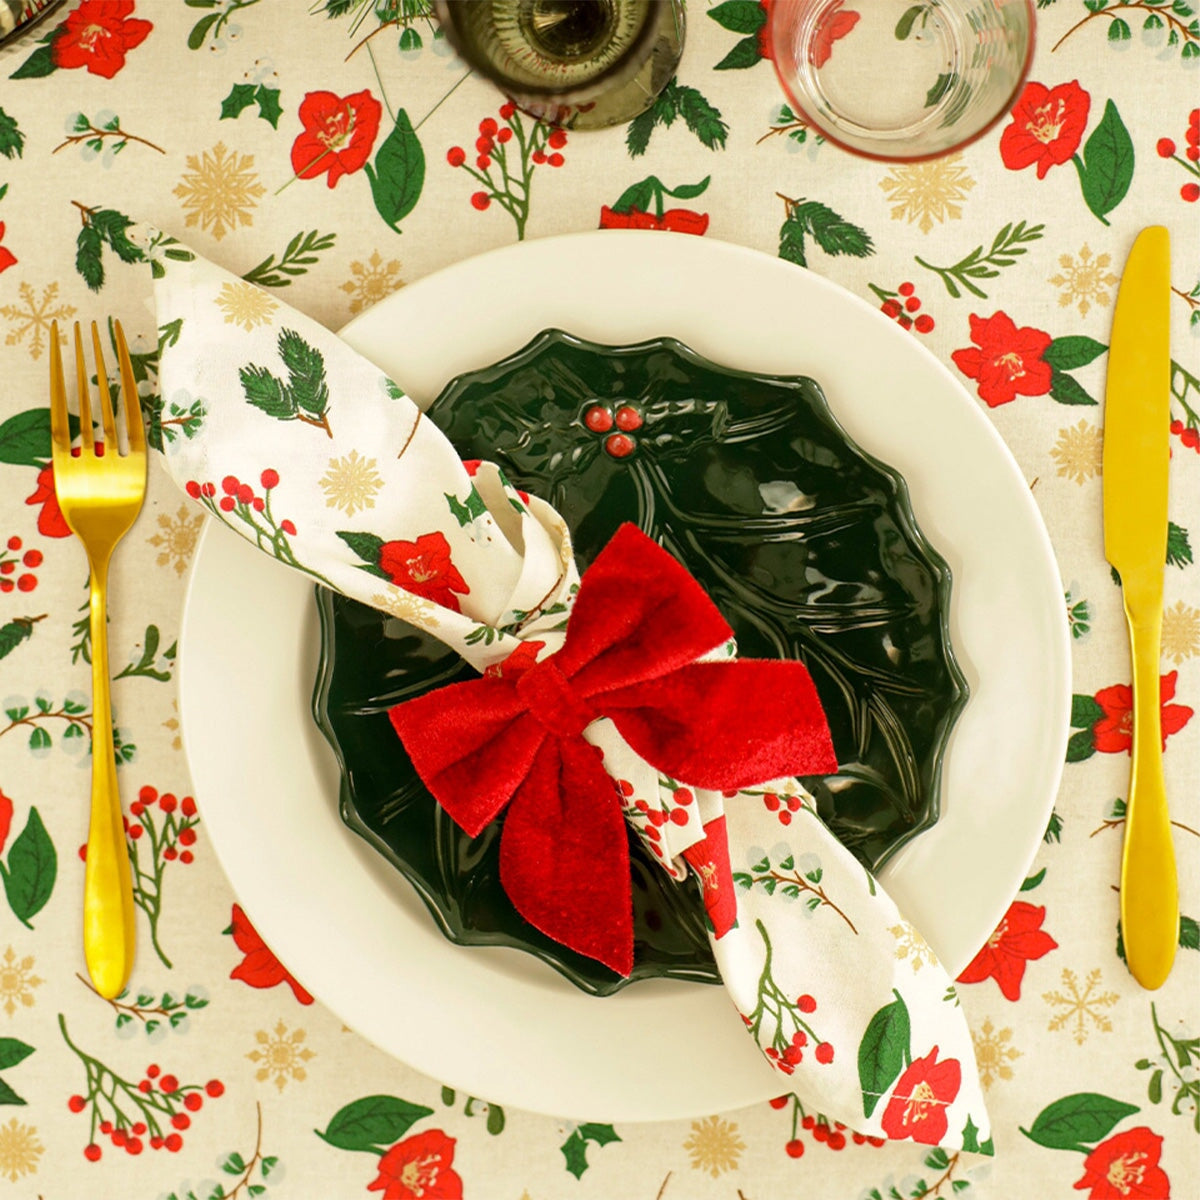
[390,524,837,977]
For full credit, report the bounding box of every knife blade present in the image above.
[1103,225,1175,990]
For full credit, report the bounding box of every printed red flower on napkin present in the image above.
[957,900,1057,1001]
[24,464,71,538]
[368,1130,462,1200]
[1092,671,1194,754]
[1000,81,1090,179]
[51,0,152,79]
[379,532,470,612]
[228,903,313,1005]
[291,90,383,189]
[951,312,1052,408]
[1073,1127,1169,1200]
[880,1047,961,1145]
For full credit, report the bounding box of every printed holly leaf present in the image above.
[0,408,52,468]
[255,85,283,128]
[858,990,910,1117]
[0,107,24,159]
[315,1094,433,1153]
[277,330,329,416]
[0,807,56,929]
[446,488,487,527]
[1044,336,1107,371]
[1019,1092,1139,1152]
[560,1123,621,1179]
[239,365,295,420]
[1077,100,1134,225]
[220,83,258,121]
[365,110,425,234]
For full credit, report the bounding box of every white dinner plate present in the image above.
[179,231,1070,1122]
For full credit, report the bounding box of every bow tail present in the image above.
[499,739,635,977]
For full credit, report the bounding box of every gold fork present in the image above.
[49,319,146,999]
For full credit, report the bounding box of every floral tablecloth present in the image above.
[0,2,1198,1197]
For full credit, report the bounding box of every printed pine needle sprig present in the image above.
[777,194,874,268]
[242,230,336,289]
[915,221,1044,299]
[626,78,728,157]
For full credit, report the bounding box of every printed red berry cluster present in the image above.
[130,785,199,864]
[185,469,298,539]
[760,789,805,826]
[1156,108,1200,202]
[879,282,935,334]
[0,536,42,594]
[1170,418,1200,452]
[621,781,694,861]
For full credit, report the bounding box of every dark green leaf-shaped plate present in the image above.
[312,331,968,996]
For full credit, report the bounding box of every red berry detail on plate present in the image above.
[1158,137,1177,158]
[132,1122,146,1136]
[221,475,239,495]
[477,155,491,170]
[180,850,194,864]
[218,496,235,512]
[129,825,143,839]
[0,580,12,593]
[0,562,13,575]
[1187,145,1200,162]
[186,480,202,498]
[164,846,177,860]
[881,300,901,319]
[614,405,642,431]
[179,827,197,846]
[497,127,512,143]
[791,1029,807,1047]
[828,1131,846,1150]
[584,405,613,432]
[139,785,157,803]
[137,1078,152,1093]
[812,1122,828,1143]
[904,296,921,313]
[532,149,546,164]
[797,994,817,1013]
[480,117,498,136]
[779,810,792,825]
[605,433,635,458]
[146,1063,160,1077]
[547,152,564,167]
[126,1137,143,1155]
[801,1114,815,1130]
[785,1138,805,1158]
[763,792,780,812]
[499,101,516,119]
[785,794,802,811]
[99,1121,113,1135]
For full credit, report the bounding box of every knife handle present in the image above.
[1120,599,1178,990]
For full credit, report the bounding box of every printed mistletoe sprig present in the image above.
[315,1094,463,1196]
[0,536,42,595]
[777,193,874,268]
[60,1013,224,1162]
[626,78,728,157]
[220,80,284,128]
[1090,795,1199,840]
[54,110,165,162]
[0,690,135,765]
[70,598,176,683]
[1066,671,1194,762]
[1051,0,1200,59]
[1020,1092,1171,1197]
[734,847,857,931]
[0,613,45,661]
[179,1103,278,1200]
[79,973,210,1040]
[1066,590,1091,640]
[242,230,336,289]
[0,107,24,160]
[439,1086,505,1136]
[560,1122,621,1179]
[862,1147,974,1199]
[0,789,57,930]
[742,919,838,1074]
[332,0,444,58]
[1136,1003,1200,1132]
[105,316,198,452]
[914,220,1044,300]
[758,103,824,151]
[1155,107,1200,203]
[769,1091,885,1158]
[238,329,332,436]
[186,0,263,51]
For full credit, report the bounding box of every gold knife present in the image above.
[1103,226,1176,990]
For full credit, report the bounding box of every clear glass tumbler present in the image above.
[768,0,1034,160]
[432,0,685,130]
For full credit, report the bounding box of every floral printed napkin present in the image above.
[140,226,991,1151]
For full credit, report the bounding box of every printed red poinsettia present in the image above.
[228,903,313,1005]
[951,311,1053,407]
[1000,80,1090,178]
[52,0,152,78]
[0,222,15,274]
[957,900,1057,1000]
[1093,671,1194,754]
[880,1047,961,1145]
[24,464,72,538]
[1073,1127,1169,1200]
[811,0,860,68]
[291,90,383,189]
[368,1130,463,1200]
[378,532,470,611]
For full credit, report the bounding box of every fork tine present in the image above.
[113,321,145,455]
[73,322,94,453]
[91,322,119,454]
[48,321,71,465]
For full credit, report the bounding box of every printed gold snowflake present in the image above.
[216,280,278,330]
[683,1116,745,1178]
[890,921,937,972]
[370,590,440,629]
[320,450,384,517]
[972,1017,1021,1089]
[1051,420,1103,484]
[163,698,182,751]
[246,1019,315,1092]
[341,250,405,315]
[1043,967,1119,1045]
[879,155,976,233]
[1049,246,1117,318]
[0,947,42,1016]
[0,281,77,360]
[147,504,206,575]
[0,1119,42,1183]
[1162,601,1200,664]
[173,142,266,241]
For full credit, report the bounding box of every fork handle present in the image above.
[1120,598,1178,990]
[83,550,137,999]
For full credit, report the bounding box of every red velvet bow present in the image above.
[389,524,837,976]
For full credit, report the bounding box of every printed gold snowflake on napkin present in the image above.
[216,280,278,331]
[1051,420,1103,484]
[370,590,440,629]
[0,281,76,360]
[879,155,975,234]
[173,142,266,241]
[1049,246,1117,318]
[972,1017,1021,1089]
[321,450,383,516]
[0,947,42,1016]
[246,1019,315,1091]
[0,1119,41,1183]
[1043,967,1118,1045]
[890,920,937,972]
[1163,601,1200,664]
[147,504,205,575]
[683,1116,745,1178]
[341,250,405,315]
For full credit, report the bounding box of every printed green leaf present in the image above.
[89,209,141,263]
[960,1113,981,1154]
[8,43,57,80]
[220,83,259,121]
[0,807,56,928]
[779,212,810,267]
[1044,809,1063,842]
[0,409,51,468]
[485,1103,505,1135]
[859,990,910,1117]
[0,618,43,663]
[0,1039,33,1071]
[187,12,222,50]
[239,365,295,420]
[676,85,728,150]
[1180,914,1199,951]
[669,176,711,200]
[0,1078,25,1106]
[1020,1092,1138,1152]
[277,331,329,416]
[611,177,659,214]
[1071,694,1104,727]
[336,531,385,566]
[315,1094,433,1153]
[242,229,336,289]
[1066,728,1096,762]
[1166,522,1192,568]
[76,225,105,292]
[560,1123,621,1179]
[0,107,24,159]
[1044,336,1108,371]
[708,0,766,34]
[1020,868,1047,891]
[1049,369,1097,406]
[1076,100,1134,225]
[255,85,283,128]
[365,110,425,234]
[714,35,762,69]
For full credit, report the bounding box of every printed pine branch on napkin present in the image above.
[135,225,990,1152]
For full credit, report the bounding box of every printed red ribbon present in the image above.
[389,524,837,976]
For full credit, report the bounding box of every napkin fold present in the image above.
[133,226,991,1151]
